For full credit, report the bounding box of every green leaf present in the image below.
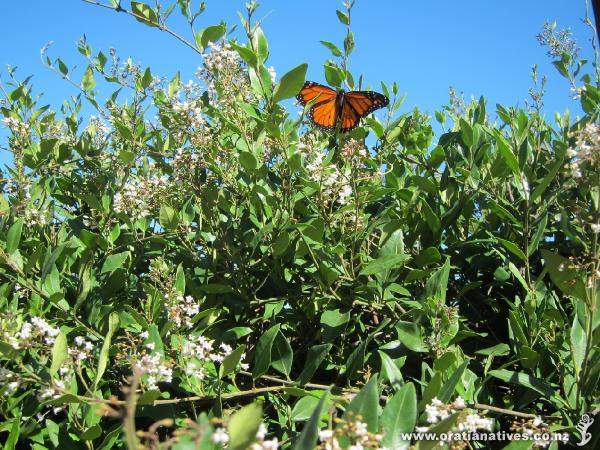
[255,28,269,64]
[498,238,527,261]
[174,264,186,293]
[319,40,342,57]
[47,419,60,447]
[488,369,555,397]
[298,344,331,385]
[320,309,350,342]
[228,403,262,450]
[395,321,427,352]
[459,118,473,147]
[438,361,467,402]
[273,63,307,103]
[271,331,293,376]
[81,425,102,441]
[219,345,246,379]
[379,351,403,388]
[94,312,120,389]
[136,67,152,91]
[253,324,280,378]
[240,151,258,171]
[272,231,291,257]
[130,1,159,27]
[291,396,321,421]
[570,305,587,376]
[292,391,329,450]
[380,383,416,450]
[531,152,564,202]
[336,9,349,25]
[159,204,179,230]
[360,254,410,276]
[232,43,258,67]
[82,66,96,92]
[527,213,547,256]
[424,257,451,303]
[343,374,379,432]
[5,417,19,450]
[101,251,129,274]
[198,22,226,49]
[541,250,587,301]
[494,131,520,175]
[324,61,343,87]
[50,331,68,376]
[6,219,23,254]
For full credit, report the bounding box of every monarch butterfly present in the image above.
[296,81,389,133]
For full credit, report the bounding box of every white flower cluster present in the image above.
[211,426,229,444]
[422,397,493,433]
[113,175,170,221]
[68,336,95,362]
[340,139,368,165]
[307,152,353,205]
[168,294,200,329]
[318,419,383,450]
[24,205,47,227]
[0,368,19,396]
[2,116,30,138]
[567,122,600,179]
[211,423,278,449]
[251,423,279,450]
[172,98,206,129]
[201,41,242,75]
[181,335,234,364]
[134,352,173,390]
[457,413,494,433]
[13,316,60,349]
[13,283,25,299]
[197,40,254,113]
[43,120,77,145]
[38,377,66,410]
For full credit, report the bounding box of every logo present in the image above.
[576,414,594,447]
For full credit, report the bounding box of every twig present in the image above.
[153,385,287,405]
[81,0,201,55]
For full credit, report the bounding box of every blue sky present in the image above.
[0,0,594,167]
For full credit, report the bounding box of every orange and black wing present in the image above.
[340,90,389,132]
[296,81,337,107]
[297,81,339,131]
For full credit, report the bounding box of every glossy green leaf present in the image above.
[273,63,307,103]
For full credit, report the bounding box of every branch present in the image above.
[81,0,201,55]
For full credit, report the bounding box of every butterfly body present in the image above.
[296,81,389,132]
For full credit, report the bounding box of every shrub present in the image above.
[0,1,598,449]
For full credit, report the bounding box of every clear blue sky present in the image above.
[0,0,594,167]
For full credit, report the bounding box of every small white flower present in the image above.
[452,396,466,409]
[267,66,276,84]
[319,429,334,441]
[212,427,229,444]
[354,421,368,436]
[256,423,268,440]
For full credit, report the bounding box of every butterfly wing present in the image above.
[296,81,337,106]
[341,90,389,131]
[308,97,338,131]
[297,81,339,131]
[339,95,360,132]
